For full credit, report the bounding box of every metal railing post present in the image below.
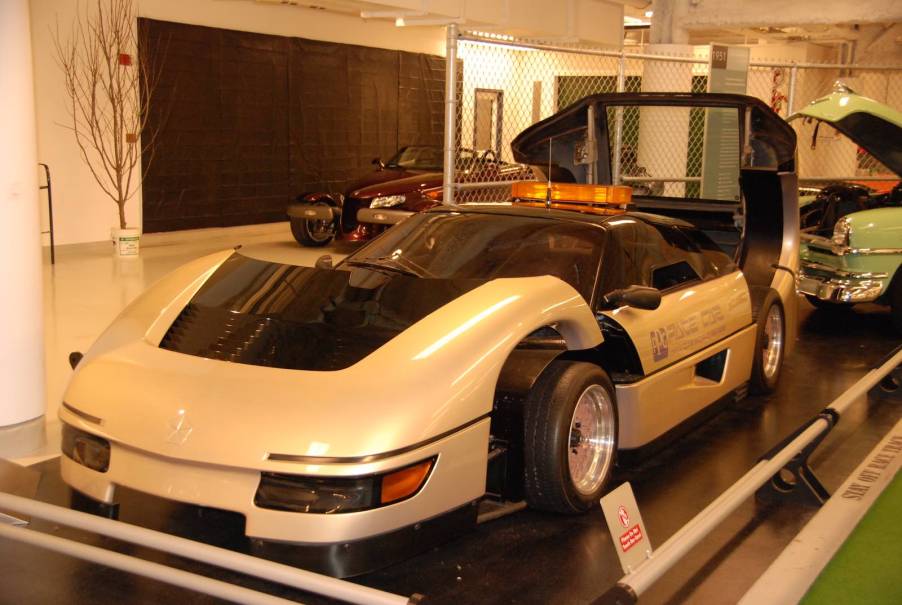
[787,65,798,116]
[612,52,626,185]
[442,23,459,205]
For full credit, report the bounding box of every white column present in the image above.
[0,0,45,427]
[637,44,695,198]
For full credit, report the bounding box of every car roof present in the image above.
[428,202,694,230]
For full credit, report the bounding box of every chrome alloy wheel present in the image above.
[567,384,616,496]
[762,304,784,380]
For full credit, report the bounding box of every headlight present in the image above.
[254,457,434,514]
[370,194,406,209]
[831,216,852,254]
[62,424,111,473]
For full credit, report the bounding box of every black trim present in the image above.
[62,402,103,426]
[267,414,491,463]
[591,582,639,605]
[252,502,478,578]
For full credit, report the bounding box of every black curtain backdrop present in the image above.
[140,19,447,232]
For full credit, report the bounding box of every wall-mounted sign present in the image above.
[701,45,750,202]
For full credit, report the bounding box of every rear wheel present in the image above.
[524,361,617,514]
[290,201,335,247]
[750,292,785,395]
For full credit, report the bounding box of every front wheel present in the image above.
[750,291,785,395]
[524,361,617,514]
[290,201,336,247]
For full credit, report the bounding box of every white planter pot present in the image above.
[111,227,141,257]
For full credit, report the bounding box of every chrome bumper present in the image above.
[798,260,888,303]
[287,204,337,221]
[357,208,413,225]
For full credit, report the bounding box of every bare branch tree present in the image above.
[52,0,164,230]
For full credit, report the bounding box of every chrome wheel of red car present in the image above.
[290,201,336,247]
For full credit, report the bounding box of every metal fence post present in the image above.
[443,23,459,205]
[612,51,626,185]
[787,64,798,116]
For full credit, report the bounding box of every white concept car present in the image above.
[60,93,799,576]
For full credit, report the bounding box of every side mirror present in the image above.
[601,285,661,310]
[372,158,384,170]
[315,254,333,270]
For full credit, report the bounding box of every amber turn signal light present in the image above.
[512,181,632,205]
[380,458,434,505]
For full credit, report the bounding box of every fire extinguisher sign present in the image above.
[600,482,653,574]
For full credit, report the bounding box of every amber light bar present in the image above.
[513,181,632,204]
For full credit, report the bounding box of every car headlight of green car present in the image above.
[831,216,852,254]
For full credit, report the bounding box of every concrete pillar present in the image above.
[0,0,45,429]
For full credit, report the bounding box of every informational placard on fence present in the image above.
[701,45,750,202]
[601,482,652,574]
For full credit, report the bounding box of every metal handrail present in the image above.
[38,163,55,264]
[593,345,902,604]
[0,491,415,605]
[0,522,303,605]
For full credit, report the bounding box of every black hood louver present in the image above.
[159,255,481,372]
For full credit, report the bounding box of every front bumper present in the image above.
[286,203,337,221]
[798,260,888,303]
[59,415,489,546]
[357,207,413,225]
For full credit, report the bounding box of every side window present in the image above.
[596,218,730,307]
[652,260,700,290]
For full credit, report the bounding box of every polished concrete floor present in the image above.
[1,225,900,604]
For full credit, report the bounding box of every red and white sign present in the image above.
[617,505,630,528]
[600,482,653,574]
[619,525,644,552]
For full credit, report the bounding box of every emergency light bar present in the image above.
[511,182,632,216]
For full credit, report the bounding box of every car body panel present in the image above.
[616,325,756,449]
[792,88,901,307]
[789,90,902,176]
[602,271,752,375]
[62,264,601,469]
[61,415,490,544]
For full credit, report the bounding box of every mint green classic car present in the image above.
[791,86,902,332]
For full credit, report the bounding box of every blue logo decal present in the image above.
[650,328,668,361]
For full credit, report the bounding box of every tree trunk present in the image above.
[118,201,127,229]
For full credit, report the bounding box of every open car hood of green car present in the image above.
[789,86,902,176]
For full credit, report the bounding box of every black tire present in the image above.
[290,201,335,247]
[804,294,852,311]
[750,291,785,395]
[890,271,902,335]
[523,361,617,514]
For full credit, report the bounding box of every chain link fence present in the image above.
[445,30,902,203]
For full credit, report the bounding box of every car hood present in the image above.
[789,89,902,176]
[348,171,442,199]
[62,251,601,469]
[343,167,430,196]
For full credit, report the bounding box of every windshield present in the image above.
[342,211,604,301]
[386,146,444,170]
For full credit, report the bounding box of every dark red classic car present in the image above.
[287,145,533,246]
